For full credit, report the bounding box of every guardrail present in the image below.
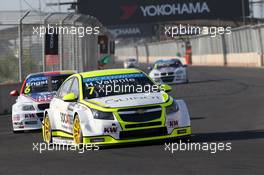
[0,11,111,83]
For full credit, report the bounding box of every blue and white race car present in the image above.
[149,59,188,84]
[9,71,75,133]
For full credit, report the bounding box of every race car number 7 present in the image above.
[87,86,94,95]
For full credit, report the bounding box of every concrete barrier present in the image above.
[226,52,262,67]
[0,83,22,115]
[116,46,264,67]
[192,54,225,66]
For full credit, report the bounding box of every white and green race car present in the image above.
[43,69,191,146]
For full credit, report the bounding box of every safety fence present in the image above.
[116,24,264,67]
[0,11,111,83]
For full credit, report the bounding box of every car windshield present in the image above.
[156,60,182,69]
[83,73,155,99]
[128,58,136,62]
[23,74,70,94]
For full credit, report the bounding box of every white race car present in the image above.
[123,58,138,68]
[149,59,188,84]
[9,71,75,133]
[42,69,191,146]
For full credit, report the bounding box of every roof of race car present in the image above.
[79,69,142,78]
[26,70,76,79]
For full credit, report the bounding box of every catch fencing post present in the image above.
[59,14,72,70]
[42,13,53,72]
[258,27,264,67]
[145,44,149,64]
[221,34,227,66]
[135,45,139,62]
[18,11,30,82]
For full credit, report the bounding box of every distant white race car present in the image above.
[149,59,188,84]
[9,71,75,133]
[123,58,138,68]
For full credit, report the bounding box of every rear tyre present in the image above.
[73,115,83,146]
[43,114,52,144]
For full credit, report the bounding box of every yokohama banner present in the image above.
[108,24,155,38]
[78,0,250,25]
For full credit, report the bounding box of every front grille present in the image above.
[118,106,162,122]
[125,121,162,129]
[161,76,175,83]
[38,103,50,110]
[119,127,167,139]
[36,113,44,121]
[25,121,38,125]
[161,72,174,76]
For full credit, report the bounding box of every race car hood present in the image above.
[19,92,56,103]
[86,92,169,108]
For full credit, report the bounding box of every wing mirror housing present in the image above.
[9,90,19,96]
[63,93,78,102]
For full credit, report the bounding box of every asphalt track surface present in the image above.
[1,65,264,175]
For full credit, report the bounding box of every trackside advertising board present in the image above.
[78,0,250,25]
[45,28,59,65]
[108,24,155,38]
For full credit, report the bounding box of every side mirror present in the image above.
[160,84,172,93]
[9,90,19,96]
[63,93,78,102]
[183,65,188,68]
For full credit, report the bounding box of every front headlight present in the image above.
[166,101,179,115]
[21,105,35,111]
[91,108,114,120]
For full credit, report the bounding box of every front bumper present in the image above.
[82,126,191,145]
[12,112,44,131]
[151,74,187,84]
